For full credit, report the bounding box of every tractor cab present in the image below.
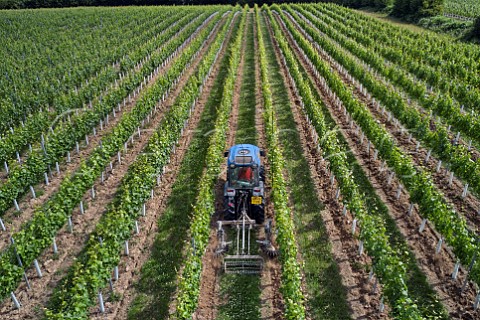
[224,144,265,224]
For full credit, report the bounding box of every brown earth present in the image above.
[267,13,388,319]
[0,15,223,320]
[91,13,236,320]
[279,11,479,319]
[0,16,207,253]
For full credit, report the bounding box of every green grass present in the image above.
[260,13,352,320]
[359,8,475,40]
[127,18,239,319]
[358,10,433,34]
[217,13,262,320]
[217,274,262,320]
[418,15,473,38]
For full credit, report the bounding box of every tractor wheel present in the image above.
[253,204,265,224]
[224,197,236,220]
[260,165,265,182]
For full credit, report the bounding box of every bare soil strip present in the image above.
[277,12,479,319]
[195,13,285,320]
[252,13,284,320]
[293,9,480,162]
[0,16,205,252]
[290,11,480,228]
[193,12,248,320]
[0,16,224,320]
[90,14,235,320]
[266,13,386,320]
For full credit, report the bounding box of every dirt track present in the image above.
[194,12,284,320]
[0,15,224,320]
[277,10,479,319]
[0,16,207,253]
[267,12,387,319]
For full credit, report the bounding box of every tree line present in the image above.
[0,0,478,41]
[0,0,443,20]
[2,0,296,10]
[0,0,446,16]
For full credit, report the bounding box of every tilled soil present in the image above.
[253,14,285,320]
[267,14,387,320]
[290,11,480,230]
[193,13,247,320]
[0,16,222,320]
[278,12,479,319]
[0,16,205,253]
[90,15,235,320]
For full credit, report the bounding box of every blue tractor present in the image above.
[216,144,276,273]
[223,144,265,224]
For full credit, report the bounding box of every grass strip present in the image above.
[234,13,257,146]
[125,11,241,320]
[174,7,248,318]
[257,5,306,319]
[217,13,262,320]
[259,8,351,320]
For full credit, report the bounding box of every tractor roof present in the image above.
[227,144,261,166]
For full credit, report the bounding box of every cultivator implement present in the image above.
[223,255,264,274]
[216,213,277,274]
